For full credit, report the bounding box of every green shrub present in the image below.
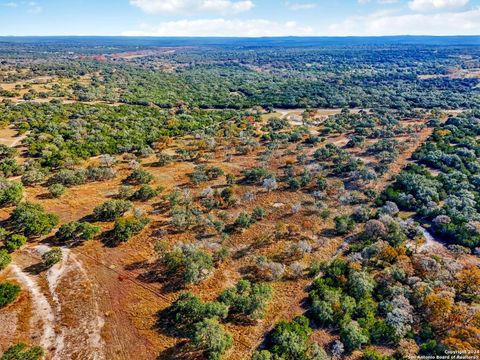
[0,282,21,308]
[0,159,19,179]
[316,176,328,191]
[206,166,224,180]
[242,167,273,183]
[11,202,59,237]
[220,187,234,205]
[21,170,45,186]
[111,216,150,242]
[0,179,23,207]
[42,247,63,268]
[288,178,301,191]
[0,144,17,160]
[169,292,228,329]
[251,207,266,222]
[218,279,273,320]
[361,349,393,360]
[235,212,251,229]
[4,234,27,253]
[312,300,334,325]
[125,168,154,185]
[130,185,162,201]
[334,215,355,235]
[269,316,312,359]
[340,320,369,352]
[117,185,134,199]
[0,250,11,270]
[0,343,44,360]
[55,221,100,244]
[164,244,213,285]
[370,320,397,345]
[252,350,273,360]
[48,168,87,187]
[86,166,116,181]
[93,200,133,221]
[347,271,376,300]
[190,318,233,360]
[48,183,66,198]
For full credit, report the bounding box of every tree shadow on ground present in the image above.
[24,262,48,275]
[156,341,192,360]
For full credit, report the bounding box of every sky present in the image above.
[1,0,480,37]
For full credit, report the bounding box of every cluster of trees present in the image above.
[189,165,224,185]
[252,316,328,360]
[165,279,272,359]
[303,217,478,357]
[0,144,21,178]
[158,243,214,286]
[7,41,479,110]
[10,202,59,237]
[382,112,480,248]
[0,178,23,207]
[111,215,150,243]
[55,221,100,245]
[310,260,385,352]
[46,166,116,187]
[279,250,480,358]
[0,102,247,170]
[93,199,133,221]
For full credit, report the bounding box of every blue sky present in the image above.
[1,0,480,36]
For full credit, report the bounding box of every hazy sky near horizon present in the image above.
[1,0,480,37]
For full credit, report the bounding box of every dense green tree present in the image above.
[0,250,11,271]
[340,320,369,352]
[93,200,133,221]
[163,244,214,285]
[0,282,21,308]
[170,292,228,329]
[218,279,273,320]
[190,318,233,360]
[11,202,59,237]
[334,215,355,235]
[48,183,66,198]
[0,343,44,360]
[0,179,23,207]
[269,316,312,360]
[55,221,100,244]
[4,234,27,253]
[111,216,150,242]
[125,168,154,185]
[42,247,63,268]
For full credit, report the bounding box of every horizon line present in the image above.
[1,34,480,38]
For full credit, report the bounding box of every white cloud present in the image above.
[408,0,469,12]
[129,0,254,15]
[3,2,18,7]
[286,2,317,10]
[123,18,314,37]
[328,6,480,35]
[358,0,398,4]
[27,1,42,13]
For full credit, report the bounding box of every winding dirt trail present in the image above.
[6,245,106,360]
[8,264,56,351]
